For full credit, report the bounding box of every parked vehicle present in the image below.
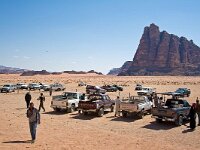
[28,83,41,90]
[1,84,15,93]
[101,85,118,92]
[135,84,142,91]
[78,81,86,86]
[174,88,191,97]
[51,92,84,112]
[112,84,123,91]
[40,83,50,91]
[151,98,191,126]
[120,96,153,119]
[21,84,28,89]
[137,87,156,96]
[44,83,65,91]
[78,93,115,117]
[86,85,106,94]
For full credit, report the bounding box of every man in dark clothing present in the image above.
[27,102,40,143]
[37,93,45,112]
[189,103,196,130]
[195,98,200,126]
[25,92,32,108]
[49,87,52,96]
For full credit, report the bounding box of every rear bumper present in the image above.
[152,115,176,122]
[51,105,68,109]
[78,108,97,112]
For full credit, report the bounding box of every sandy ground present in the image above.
[0,74,200,150]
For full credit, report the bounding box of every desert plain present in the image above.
[0,74,200,150]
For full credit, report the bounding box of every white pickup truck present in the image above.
[137,87,156,96]
[51,92,85,112]
[120,96,153,119]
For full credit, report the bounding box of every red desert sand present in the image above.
[0,74,200,150]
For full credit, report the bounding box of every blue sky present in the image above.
[0,0,199,74]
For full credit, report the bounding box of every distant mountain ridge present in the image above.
[0,65,103,76]
[109,23,200,76]
[0,65,29,74]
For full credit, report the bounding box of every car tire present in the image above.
[122,111,128,118]
[83,111,88,115]
[138,111,144,119]
[69,104,75,113]
[156,118,162,123]
[175,115,183,126]
[97,108,104,117]
[110,105,114,112]
[54,108,61,112]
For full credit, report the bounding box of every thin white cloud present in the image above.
[71,61,77,64]
[15,49,20,52]
[88,56,93,60]
[23,56,31,59]
[13,56,19,58]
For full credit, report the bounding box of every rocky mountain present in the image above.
[64,70,103,75]
[0,65,29,74]
[115,23,200,76]
[108,61,132,75]
[20,70,51,76]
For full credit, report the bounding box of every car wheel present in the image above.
[54,108,61,112]
[97,108,104,117]
[175,115,183,126]
[110,105,114,112]
[83,111,88,115]
[69,104,75,113]
[156,118,162,123]
[138,111,144,119]
[122,111,127,117]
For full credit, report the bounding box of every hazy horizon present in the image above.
[0,0,200,74]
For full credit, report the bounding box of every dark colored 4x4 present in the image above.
[78,93,115,117]
[86,85,106,94]
[101,85,118,92]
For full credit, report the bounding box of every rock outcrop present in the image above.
[20,70,51,76]
[117,23,200,76]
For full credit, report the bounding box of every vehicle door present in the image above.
[104,95,112,109]
[145,98,152,110]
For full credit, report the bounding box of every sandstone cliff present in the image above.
[118,23,200,76]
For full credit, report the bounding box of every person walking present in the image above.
[27,102,40,143]
[37,93,45,112]
[25,92,32,108]
[196,98,200,126]
[189,103,197,130]
[115,96,121,117]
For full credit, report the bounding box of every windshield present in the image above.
[62,92,77,99]
[3,85,10,87]
[165,99,184,108]
[88,95,103,101]
[129,96,146,104]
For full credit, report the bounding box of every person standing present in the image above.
[37,93,45,112]
[25,92,32,108]
[115,96,121,117]
[49,87,52,96]
[196,98,200,126]
[189,103,197,130]
[27,102,40,143]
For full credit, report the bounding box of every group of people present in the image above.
[189,98,200,130]
[25,92,46,143]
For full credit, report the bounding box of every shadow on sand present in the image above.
[42,111,68,115]
[142,121,178,130]
[70,113,97,120]
[2,140,32,144]
[109,116,136,123]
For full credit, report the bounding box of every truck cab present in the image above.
[51,92,84,112]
